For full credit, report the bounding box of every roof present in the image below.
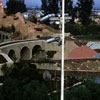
[53,40,79,60]
[94,53,100,58]
[86,42,100,49]
[68,46,97,59]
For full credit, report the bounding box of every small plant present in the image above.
[2,15,6,19]
[34,28,43,31]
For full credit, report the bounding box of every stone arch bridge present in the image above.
[0,39,59,61]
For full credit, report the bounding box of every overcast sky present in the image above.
[2,0,100,9]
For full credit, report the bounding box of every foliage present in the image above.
[6,0,26,14]
[41,0,94,25]
[41,0,48,14]
[11,25,15,33]
[86,24,100,35]
[77,0,94,25]
[65,23,86,35]
[2,78,22,100]
[85,80,100,100]
[65,0,73,15]
[23,80,49,100]
[0,25,15,33]
[65,80,100,100]
[65,23,100,40]
[28,16,37,23]
[34,28,43,31]
[41,0,59,14]
[65,86,91,100]
[0,78,49,100]
[0,62,50,100]
[0,86,3,100]
[48,0,59,14]
[49,24,59,30]
[1,62,100,100]
[48,23,100,40]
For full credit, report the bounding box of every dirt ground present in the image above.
[0,12,60,39]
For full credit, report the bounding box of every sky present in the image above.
[2,0,100,9]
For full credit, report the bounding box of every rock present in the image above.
[15,12,25,24]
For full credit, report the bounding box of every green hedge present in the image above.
[65,24,100,36]
[65,24,86,35]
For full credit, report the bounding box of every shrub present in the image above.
[23,80,49,100]
[49,24,59,30]
[28,16,37,23]
[86,24,100,35]
[34,28,43,31]
[65,24,86,35]
[6,0,26,14]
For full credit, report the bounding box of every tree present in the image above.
[48,0,59,14]
[23,80,49,100]
[77,0,94,25]
[65,86,91,100]
[59,0,73,15]
[41,0,48,14]
[6,0,26,14]
[65,0,73,15]
[2,78,22,100]
[41,0,59,14]
[0,86,3,100]
[11,25,15,33]
[60,0,77,23]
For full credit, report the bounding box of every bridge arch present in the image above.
[20,46,30,60]
[32,45,46,59]
[8,49,16,61]
[0,54,7,63]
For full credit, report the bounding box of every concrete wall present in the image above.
[0,40,60,61]
[0,31,9,42]
[34,63,60,70]
[0,52,13,76]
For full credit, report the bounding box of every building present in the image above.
[0,0,4,14]
[87,42,100,53]
[91,10,100,24]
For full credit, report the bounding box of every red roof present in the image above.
[68,46,97,59]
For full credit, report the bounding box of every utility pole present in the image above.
[61,0,65,100]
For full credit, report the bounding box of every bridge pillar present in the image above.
[15,50,21,61]
[1,34,3,41]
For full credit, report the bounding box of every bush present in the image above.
[6,0,26,14]
[65,24,86,35]
[86,24,100,35]
[64,23,100,40]
[0,25,15,33]
[65,80,100,100]
[2,78,22,100]
[28,16,37,23]
[49,24,59,30]
[65,86,91,100]
[23,80,49,100]
[34,28,43,31]
[0,86,3,100]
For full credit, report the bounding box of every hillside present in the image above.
[0,13,60,39]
